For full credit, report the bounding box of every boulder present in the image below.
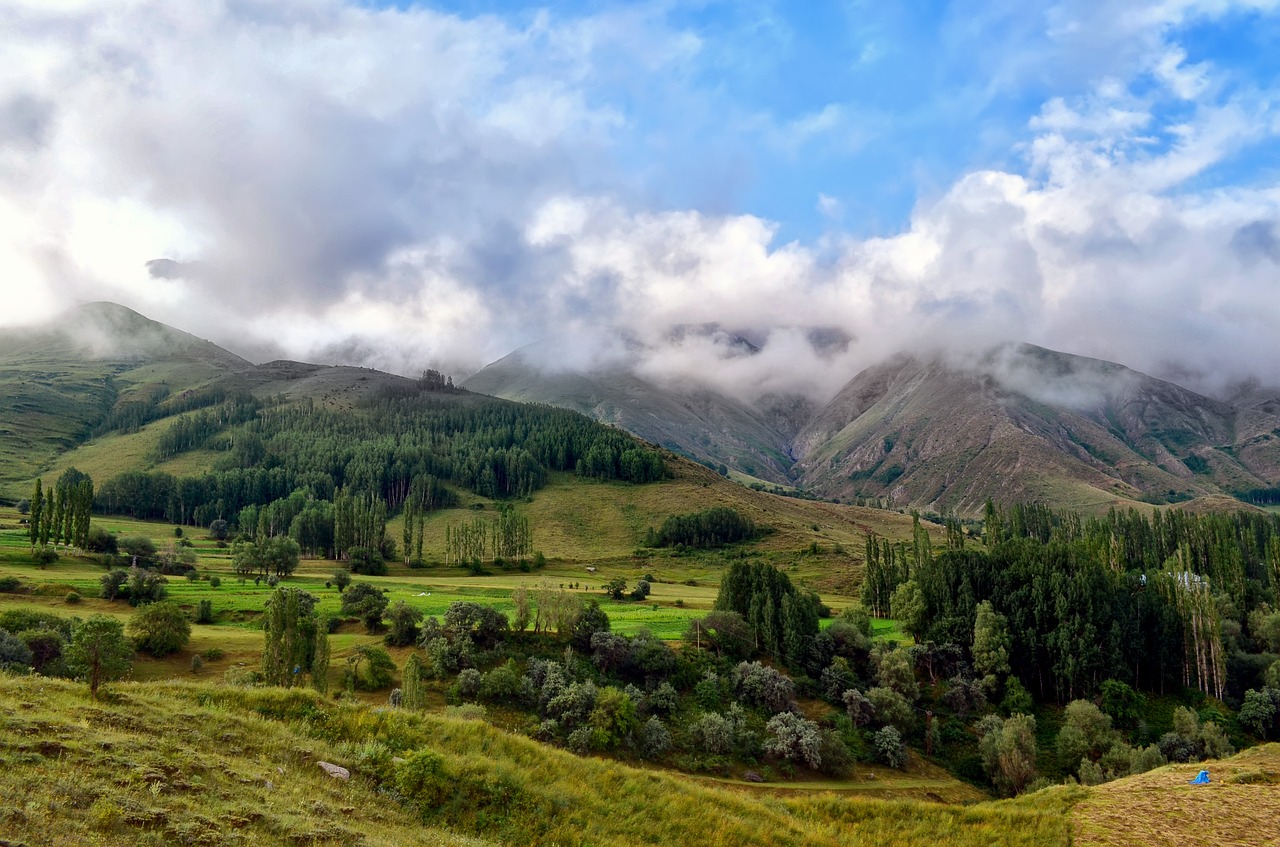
[317,762,350,781]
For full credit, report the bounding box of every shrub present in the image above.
[195,599,214,624]
[64,591,81,604]
[209,576,221,589]
[817,729,855,776]
[684,611,754,660]
[32,545,58,567]
[455,668,482,700]
[764,712,823,769]
[637,715,672,759]
[202,648,225,661]
[842,688,874,727]
[866,687,913,732]
[349,644,396,691]
[1129,744,1167,775]
[479,660,524,703]
[733,661,795,713]
[444,601,509,649]
[873,725,908,769]
[127,601,192,657]
[0,576,20,593]
[384,601,423,647]
[18,629,66,674]
[190,654,205,673]
[85,525,117,554]
[348,546,387,576]
[395,749,451,809]
[331,569,352,592]
[691,712,735,755]
[0,630,34,671]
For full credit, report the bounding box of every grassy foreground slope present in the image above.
[1069,743,1280,847]
[0,676,1068,847]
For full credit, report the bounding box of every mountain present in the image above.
[0,302,252,491]
[463,346,806,484]
[468,341,1280,515]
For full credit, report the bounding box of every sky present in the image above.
[2,0,1279,402]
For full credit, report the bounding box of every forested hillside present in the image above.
[91,389,666,529]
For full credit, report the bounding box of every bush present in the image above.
[691,712,735,755]
[331,569,352,592]
[0,630,34,671]
[127,601,192,657]
[384,601,423,647]
[349,644,396,691]
[684,611,754,660]
[65,591,81,604]
[195,599,214,624]
[733,661,795,713]
[85,525,117,554]
[349,547,387,576]
[0,576,20,593]
[32,545,59,567]
[764,712,823,769]
[190,654,205,673]
[202,648,225,661]
[209,576,221,589]
[479,660,523,703]
[456,668,482,700]
[395,749,451,809]
[873,725,908,769]
[637,715,672,759]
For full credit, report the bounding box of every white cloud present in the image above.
[0,0,1277,404]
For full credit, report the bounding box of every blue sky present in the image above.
[415,0,1280,240]
[2,0,1280,396]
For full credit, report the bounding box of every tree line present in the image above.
[28,469,94,551]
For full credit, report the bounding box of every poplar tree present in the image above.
[262,586,320,687]
[401,653,426,710]
[28,479,42,549]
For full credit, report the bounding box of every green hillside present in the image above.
[0,676,1065,847]
[3,675,1275,847]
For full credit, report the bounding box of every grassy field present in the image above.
[1068,743,1280,847]
[0,676,1074,847]
[0,504,907,692]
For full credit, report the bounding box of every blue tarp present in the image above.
[1189,770,1210,785]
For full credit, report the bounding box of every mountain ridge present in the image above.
[466,340,1280,515]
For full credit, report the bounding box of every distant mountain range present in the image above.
[4,302,1277,515]
[465,340,1280,515]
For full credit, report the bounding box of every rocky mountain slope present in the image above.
[468,342,1280,514]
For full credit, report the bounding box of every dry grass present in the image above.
[0,677,1070,847]
[1071,744,1280,847]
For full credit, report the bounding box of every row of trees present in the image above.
[444,507,533,566]
[27,469,94,550]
